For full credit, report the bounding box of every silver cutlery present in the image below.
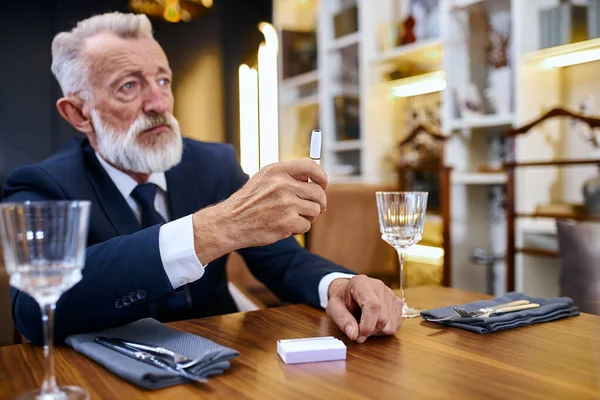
[453,303,540,318]
[94,337,208,383]
[111,338,208,370]
[424,300,532,322]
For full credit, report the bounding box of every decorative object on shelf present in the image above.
[281,30,318,80]
[483,5,512,116]
[412,0,440,41]
[487,130,509,171]
[128,0,212,23]
[540,1,588,49]
[333,5,359,38]
[334,96,360,141]
[403,92,441,131]
[454,83,484,118]
[401,15,417,45]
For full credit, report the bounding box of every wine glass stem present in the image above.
[40,303,59,395]
[395,248,406,305]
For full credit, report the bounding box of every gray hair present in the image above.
[51,12,154,97]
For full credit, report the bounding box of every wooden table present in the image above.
[1,286,598,399]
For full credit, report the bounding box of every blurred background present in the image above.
[2,0,600,343]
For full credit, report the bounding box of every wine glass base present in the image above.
[402,304,422,319]
[15,386,89,400]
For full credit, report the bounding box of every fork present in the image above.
[453,303,540,318]
[424,300,531,322]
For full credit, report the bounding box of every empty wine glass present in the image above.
[0,201,91,400]
[376,192,428,318]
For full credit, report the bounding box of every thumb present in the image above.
[327,297,359,340]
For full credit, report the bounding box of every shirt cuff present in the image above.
[318,272,356,309]
[159,215,206,289]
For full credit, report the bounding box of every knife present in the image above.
[94,337,208,383]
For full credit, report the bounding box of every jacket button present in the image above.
[128,292,137,303]
[115,300,123,309]
[122,296,131,307]
[136,290,146,300]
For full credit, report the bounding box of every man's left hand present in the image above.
[326,275,402,343]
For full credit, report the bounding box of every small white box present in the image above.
[277,336,347,365]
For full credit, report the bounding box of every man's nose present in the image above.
[142,81,170,115]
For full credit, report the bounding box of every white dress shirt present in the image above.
[95,154,353,308]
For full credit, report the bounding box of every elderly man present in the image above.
[3,12,402,345]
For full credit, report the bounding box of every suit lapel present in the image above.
[81,140,142,236]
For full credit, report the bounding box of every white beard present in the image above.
[91,109,183,174]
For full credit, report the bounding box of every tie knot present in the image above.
[131,183,159,209]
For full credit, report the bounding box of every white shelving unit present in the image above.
[327,32,361,51]
[280,70,320,89]
[274,0,596,297]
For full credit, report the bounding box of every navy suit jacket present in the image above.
[2,137,353,344]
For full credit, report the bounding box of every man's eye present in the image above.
[158,78,170,87]
[122,81,137,90]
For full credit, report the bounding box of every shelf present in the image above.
[280,70,319,89]
[327,32,360,51]
[448,114,514,131]
[516,247,559,258]
[452,172,506,185]
[523,37,600,68]
[515,212,600,222]
[332,84,360,98]
[281,95,319,109]
[330,140,362,152]
[370,38,442,65]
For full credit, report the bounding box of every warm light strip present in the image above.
[391,71,446,98]
[238,64,260,176]
[257,22,280,168]
[543,48,600,68]
[406,244,445,265]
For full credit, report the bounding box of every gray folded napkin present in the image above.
[420,292,579,334]
[65,318,240,390]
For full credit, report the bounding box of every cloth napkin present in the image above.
[65,318,240,390]
[420,292,579,334]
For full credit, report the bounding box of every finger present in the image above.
[350,281,383,343]
[290,180,327,213]
[326,296,359,341]
[277,159,328,190]
[379,293,403,336]
[290,214,312,235]
[296,198,321,222]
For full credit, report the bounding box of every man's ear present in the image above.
[56,96,94,135]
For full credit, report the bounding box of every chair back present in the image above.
[557,220,600,315]
[308,184,398,286]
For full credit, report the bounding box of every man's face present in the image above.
[82,33,182,174]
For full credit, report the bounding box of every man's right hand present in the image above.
[192,159,328,264]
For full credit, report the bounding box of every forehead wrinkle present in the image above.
[82,33,171,87]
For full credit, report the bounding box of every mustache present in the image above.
[134,113,173,136]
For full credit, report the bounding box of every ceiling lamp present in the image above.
[129,0,213,23]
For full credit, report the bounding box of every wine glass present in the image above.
[376,192,428,318]
[0,201,91,400]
